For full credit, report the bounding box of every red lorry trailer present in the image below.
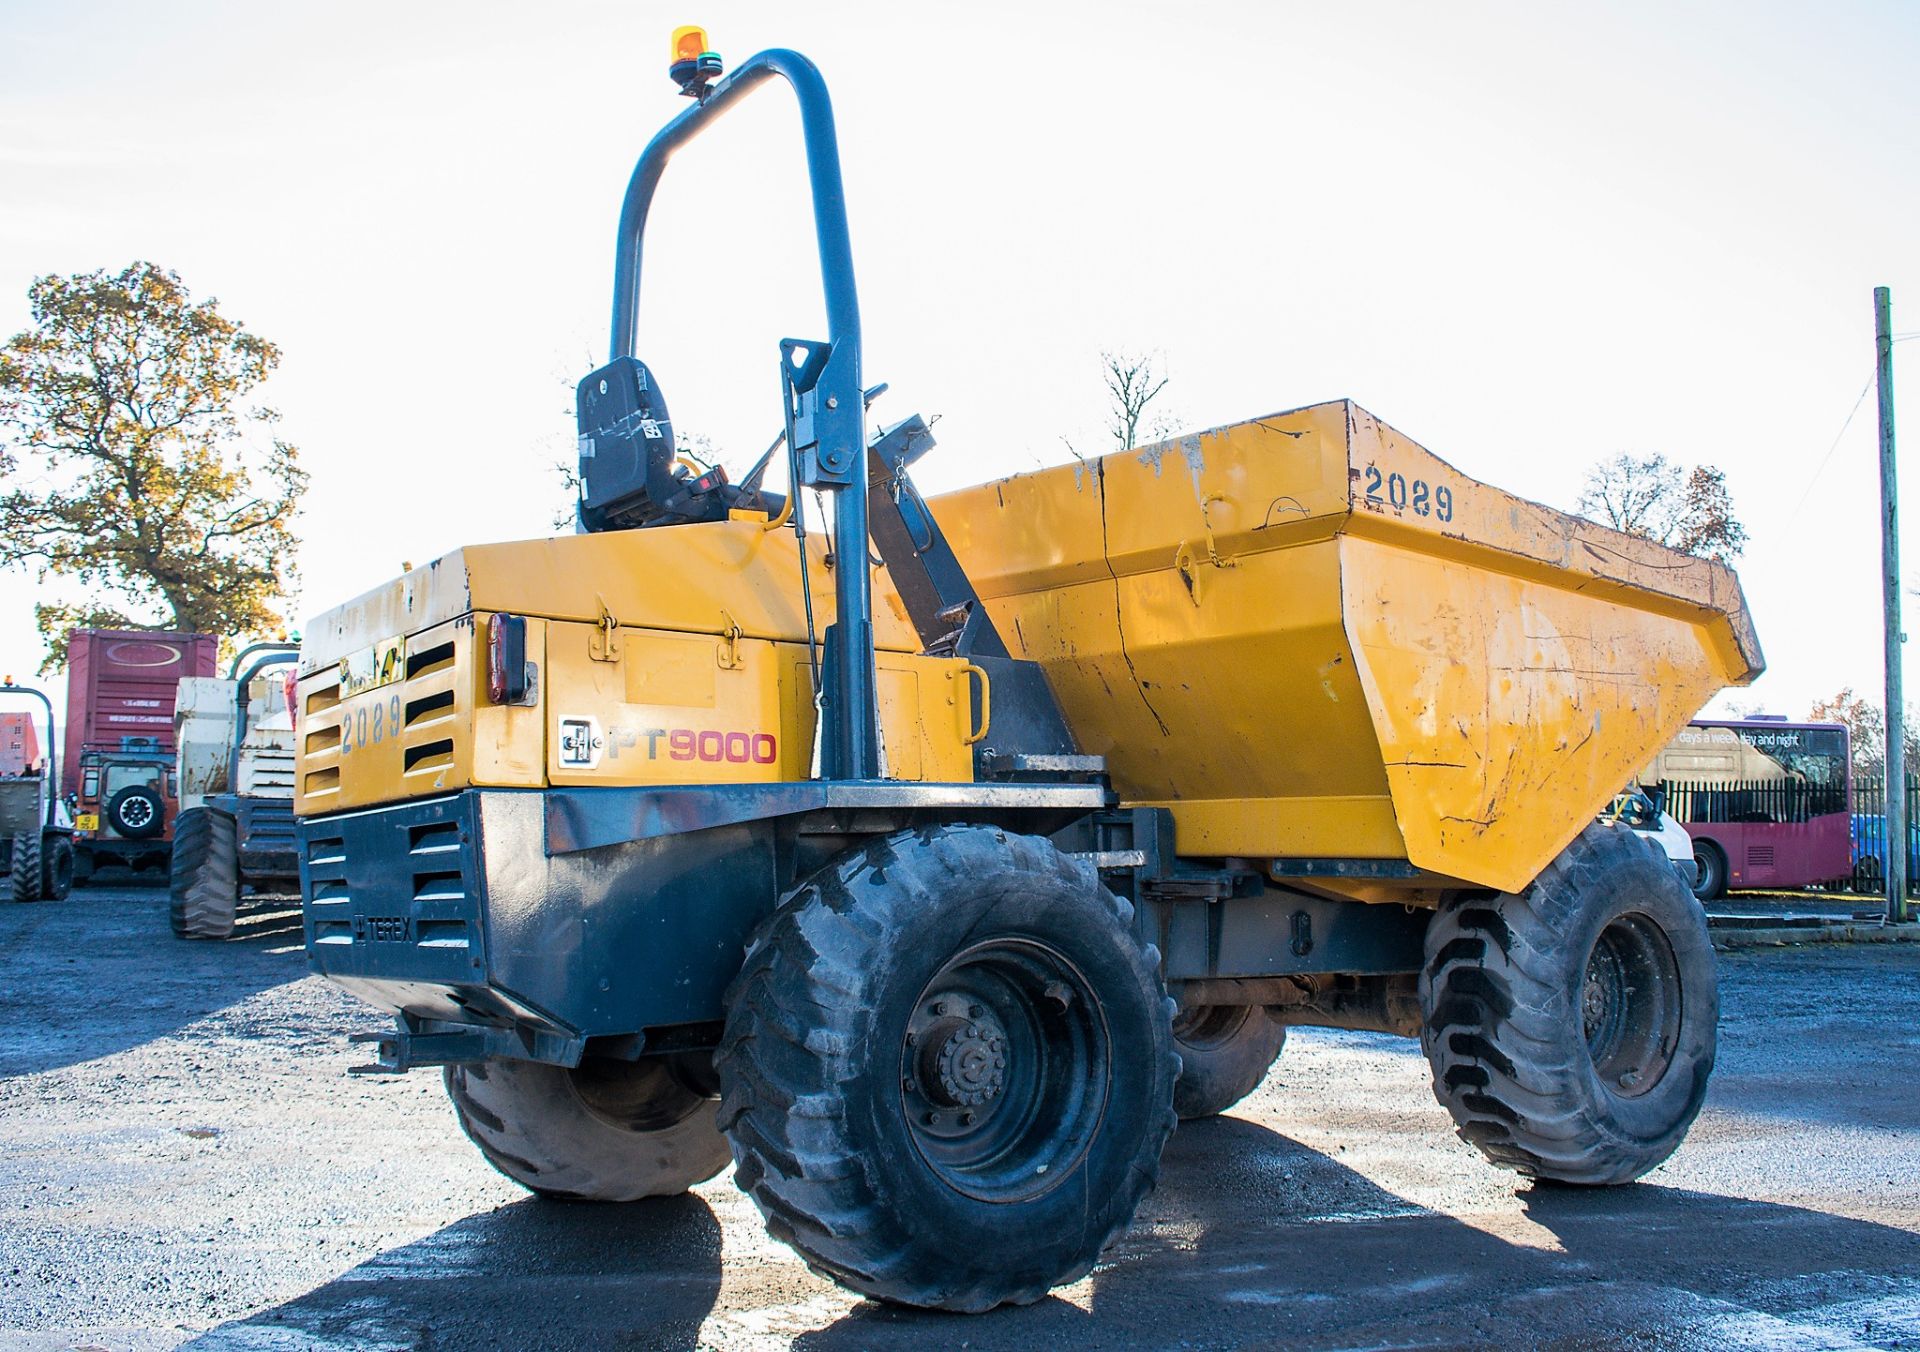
[63,629,217,880]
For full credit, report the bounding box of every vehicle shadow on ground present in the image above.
[172,1113,1920,1351]
[188,1193,726,1351]
[794,1114,1920,1350]
[0,888,308,1077]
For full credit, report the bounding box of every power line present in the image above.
[1784,372,1875,528]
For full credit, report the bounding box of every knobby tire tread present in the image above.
[9,832,40,904]
[715,825,1180,1312]
[443,1059,730,1203]
[170,808,240,939]
[1420,822,1716,1186]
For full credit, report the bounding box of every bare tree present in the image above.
[1576,452,1747,562]
[551,459,585,531]
[1101,350,1174,452]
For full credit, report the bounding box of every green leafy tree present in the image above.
[0,263,305,670]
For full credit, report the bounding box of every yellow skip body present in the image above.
[931,400,1761,895]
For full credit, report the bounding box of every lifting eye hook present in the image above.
[1174,495,1236,605]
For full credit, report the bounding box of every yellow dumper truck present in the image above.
[295,39,1760,1312]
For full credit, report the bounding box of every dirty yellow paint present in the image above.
[298,521,928,674]
[294,522,977,815]
[295,400,1760,900]
[932,400,1760,894]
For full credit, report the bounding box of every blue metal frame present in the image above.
[226,647,297,790]
[607,48,879,780]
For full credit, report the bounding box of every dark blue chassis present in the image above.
[206,791,298,882]
[302,782,1110,1069]
[300,782,1431,1072]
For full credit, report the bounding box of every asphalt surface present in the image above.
[3,886,1919,1352]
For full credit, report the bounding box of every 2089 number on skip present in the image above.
[1360,465,1453,522]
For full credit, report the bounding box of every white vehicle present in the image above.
[169,644,299,939]
[1613,790,1699,891]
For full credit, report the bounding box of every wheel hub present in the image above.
[898,940,1108,1204]
[1582,963,1612,1035]
[920,1013,1008,1108]
[1581,913,1681,1098]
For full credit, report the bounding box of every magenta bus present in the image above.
[1645,719,1852,900]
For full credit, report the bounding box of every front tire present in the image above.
[9,833,41,903]
[445,1056,730,1201]
[717,826,1178,1312]
[170,807,240,939]
[41,836,73,901]
[1421,822,1717,1186]
[1171,1004,1287,1120]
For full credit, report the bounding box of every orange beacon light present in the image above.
[670,27,723,97]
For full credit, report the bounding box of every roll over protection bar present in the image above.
[606,48,879,781]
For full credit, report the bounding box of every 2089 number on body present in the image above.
[1360,465,1454,522]
[339,693,403,756]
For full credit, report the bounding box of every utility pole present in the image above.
[1876,286,1909,925]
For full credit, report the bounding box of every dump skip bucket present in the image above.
[932,400,1761,894]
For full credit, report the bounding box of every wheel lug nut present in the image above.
[969,1004,984,1018]
[934,1000,950,1016]
[960,1111,975,1126]
[924,1111,940,1126]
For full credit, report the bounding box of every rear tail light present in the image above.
[487,614,529,704]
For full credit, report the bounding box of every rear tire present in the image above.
[1421,822,1718,1186]
[1171,1004,1287,1120]
[1691,839,1727,902]
[9,833,41,903]
[41,836,73,901]
[170,807,240,939]
[717,826,1178,1312]
[445,1056,730,1201]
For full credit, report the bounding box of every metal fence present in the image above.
[1659,777,1847,827]
[1658,775,1908,896]
[1845,774,1919,896]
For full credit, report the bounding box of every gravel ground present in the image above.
[3,885,1918,1351]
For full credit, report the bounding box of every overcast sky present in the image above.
[2,0,1918,740]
